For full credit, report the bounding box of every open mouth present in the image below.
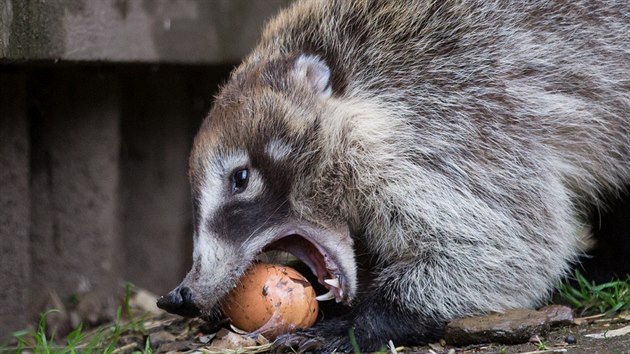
[261,233,351,304]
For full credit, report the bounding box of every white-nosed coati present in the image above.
[157,0,630,351]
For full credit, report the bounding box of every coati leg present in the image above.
[274,277,444,352]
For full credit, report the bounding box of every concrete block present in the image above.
[0,72,29,340]
[29,69,121,309]
[120,71,194,294]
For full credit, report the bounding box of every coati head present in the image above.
[157,54,358,318]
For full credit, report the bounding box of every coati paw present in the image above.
[272,321,355,353]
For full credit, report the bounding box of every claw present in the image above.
[299,338,321,352]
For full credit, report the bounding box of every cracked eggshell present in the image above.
[222,263,319,338]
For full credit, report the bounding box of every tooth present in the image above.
[316,291,336,301]
[324,278,340,288]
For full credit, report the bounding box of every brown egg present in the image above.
[222,263,319,338]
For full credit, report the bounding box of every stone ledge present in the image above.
[0,0,292,64]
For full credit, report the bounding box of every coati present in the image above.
[157,0,630,351]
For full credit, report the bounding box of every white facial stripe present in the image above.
[191,149,261,292]
[221,149,265,201]
[238,168,265,201]
[199,149,266,226]
[194,228,229,269]
[199,150,248,224]
[219,150,249,174]
[199,157,223,227]
[265,139,293,161]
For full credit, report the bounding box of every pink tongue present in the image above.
[266,235,329,284]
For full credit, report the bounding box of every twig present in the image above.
[516,349,567,354]
[573,313,607,325]
[111,342,138,354]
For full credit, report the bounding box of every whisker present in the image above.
[238,199,289,252]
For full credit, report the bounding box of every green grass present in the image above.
[7,273,628,353]
[347,328,389,354]
[558,270,630,316]
[348,328,360,354]
[2,283,152,354]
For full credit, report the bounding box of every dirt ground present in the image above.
[430,321,630,354]
[5,289,628,353]
[122,311,630,353]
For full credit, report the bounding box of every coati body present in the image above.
[158,0,630,351]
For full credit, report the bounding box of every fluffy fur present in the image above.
[161,0,630,352]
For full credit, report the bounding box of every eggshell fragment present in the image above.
[222,263,319,338]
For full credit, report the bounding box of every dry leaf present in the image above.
[585,324,630,339]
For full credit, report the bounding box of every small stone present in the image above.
[539,305,573,327]
[198,334,214,344]
[565,335,577,344]
[149,330,177,346]
[207,331,257,350]
[158,340,192,352]
[76,292,102,325]
[43,291,72,337]
[428,342,444,352]
[129,288,161,315]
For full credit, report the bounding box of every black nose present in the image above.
[157,286,201,317]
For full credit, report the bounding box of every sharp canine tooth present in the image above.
[316,291,335,301]
[324,278,340,288]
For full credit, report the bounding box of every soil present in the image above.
[428,320,630,354]
[113,310,630,353]
[6,288,628,353]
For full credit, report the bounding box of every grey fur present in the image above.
[171,0,629,351]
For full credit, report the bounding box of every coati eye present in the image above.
[231,168,249,194]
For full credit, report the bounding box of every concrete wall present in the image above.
[28,70,122,320]
[0,64,235,341]
[0,0,293,340]
[0,72,30,337]
[0,0,291,64]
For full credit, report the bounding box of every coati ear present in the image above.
[292,54,333,98]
